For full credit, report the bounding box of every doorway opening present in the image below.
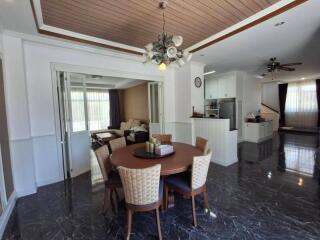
[54,71,164,184]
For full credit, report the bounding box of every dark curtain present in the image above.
[278,83,288,127]
[109,90,121,128]
[316,79,320,127]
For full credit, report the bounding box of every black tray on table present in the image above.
[133,147,175,159]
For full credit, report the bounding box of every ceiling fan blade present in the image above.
[280,62,302,66]
[278,66,295,71]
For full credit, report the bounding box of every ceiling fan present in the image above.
[267,57,302,72]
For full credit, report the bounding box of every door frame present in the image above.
[148,82,165,134]
[51,63,165,180]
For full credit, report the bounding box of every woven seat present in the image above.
[109,137,127,152]
[152,134,172,144]
[195,136,209,155]
[118,164,163,240]
[95,145,122,213]
[165,150,212,227]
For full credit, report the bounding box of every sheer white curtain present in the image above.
[285,80,318,128]
[71,85,110,132]
[71,87,86,132]
[86,89,110,131]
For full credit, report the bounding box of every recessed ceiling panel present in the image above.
[40,0,280,49]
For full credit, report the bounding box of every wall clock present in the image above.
[194,77,202,88]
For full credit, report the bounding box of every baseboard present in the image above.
[16,186,37,198]
[0,191,17,239]
[36,176,64,187]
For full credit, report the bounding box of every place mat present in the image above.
[133,147,175,159]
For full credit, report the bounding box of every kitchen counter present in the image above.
[191,118,238,167]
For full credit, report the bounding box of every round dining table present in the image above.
[111,142,202,175]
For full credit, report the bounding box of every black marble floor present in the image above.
[3,132,320,239]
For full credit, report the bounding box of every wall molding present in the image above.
[0,191,17,239]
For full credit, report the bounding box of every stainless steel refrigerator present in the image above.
[219,99,236,130]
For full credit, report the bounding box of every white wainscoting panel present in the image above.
[32,135,62,187]
[174,122,192,144]
[192,118,238,166]
[10,139,36,197]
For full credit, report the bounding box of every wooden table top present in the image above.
[111,142,202,176]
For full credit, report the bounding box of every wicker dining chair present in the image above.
[152,134,172,144]
[109,136,127,152]
[118,164,163,240]
[164,150,212,227]
[95,145,122,212]
[195,136,209,155]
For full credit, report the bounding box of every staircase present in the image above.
[261,103,280,131]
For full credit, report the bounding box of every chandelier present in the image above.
[143,0,192,71]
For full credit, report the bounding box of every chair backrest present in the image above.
[95,145,112,181]
[109,137,126,152]
[152,134,172,144]
[118,164,161,205]
[191,150,212,190]
[195,136,209,155]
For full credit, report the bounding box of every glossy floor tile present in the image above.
[3,132,320,239]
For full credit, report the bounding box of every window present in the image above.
[87,89,110,131]
[70,83,110,132]
[285,80,318,128]
[71,87,86,132]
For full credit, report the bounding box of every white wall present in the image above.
[173,62,204,144]
[261,82,279,111]
[2,31,174,196]
[0,34,3,55]
[2,35,36,196]
[242,73,262,140]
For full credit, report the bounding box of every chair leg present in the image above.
[203,187,209,210]
[114,188,120,202]
[109,189,115,212]
[126,209,132,240]
[156,207,162,240]
[191,195,197,227]
[102,186,107,213]
[164,185,169,210]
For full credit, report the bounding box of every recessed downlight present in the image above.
[200,54,205,57]
[300,77,305,80]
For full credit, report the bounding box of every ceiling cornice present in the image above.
[187,0,308,53]
[30,0,307,56]
[30,0,143,56]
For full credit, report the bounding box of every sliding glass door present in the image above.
[57,73,90,179]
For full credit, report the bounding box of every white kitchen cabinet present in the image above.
[205,78,219,99]
[218,75,236,99]
[244,120,273,143]
[205,75,237,99]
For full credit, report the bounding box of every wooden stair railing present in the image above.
[261,103,279,114]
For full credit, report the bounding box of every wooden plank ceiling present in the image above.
[40,0,280,49]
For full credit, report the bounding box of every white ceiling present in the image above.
[0,0,319,83]
[70,73,147,89]
[194,0,320,82]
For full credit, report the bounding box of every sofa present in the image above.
[108,119,148,137]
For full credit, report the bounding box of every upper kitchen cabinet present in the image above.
[205,78,219,99]
[205,72,238,99]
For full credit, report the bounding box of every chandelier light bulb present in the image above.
[172,35,183,47]
[167,46,177,58]
[145,43,153,51]
[178,58,185,67]
[159,63,167,71]
[185,52,193,62]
